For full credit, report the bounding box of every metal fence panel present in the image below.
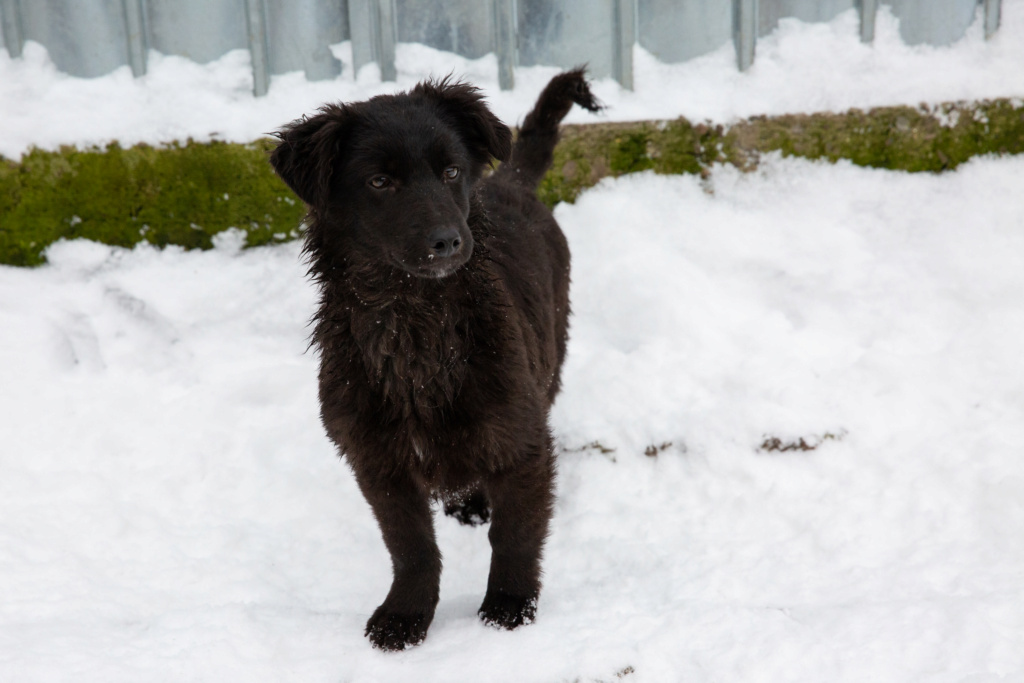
[517,0,617,78]
[494,0,516,88]
[613,0,635,88]
[983,0,1001,37]
[266,0,345,79]
[348,0,381,76]
[146,0,247,64]
[759,0,854,36]
[0,0,1003,95]
[734,0,757,70]
[395,0,494,59]
[884,0,979,45]
[638,0,732,64]
[19,0,129,78]
[0,0,7,53]
[124,0,147,76]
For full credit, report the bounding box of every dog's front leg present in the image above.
[479,442,556,629]
[354,468,441,651]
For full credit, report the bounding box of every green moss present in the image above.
[0,139,306,266]
[725,100,1024,173]
[609,129,656,175]
[2,98,1022,266]
[534,98,1024,209]
[537,130,601,208]
[534,120,711,207]
[650,119,716,175]
[534,119,729,208]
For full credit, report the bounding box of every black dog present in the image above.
[270,70,599,651]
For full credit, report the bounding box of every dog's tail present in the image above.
[494,68,601,190]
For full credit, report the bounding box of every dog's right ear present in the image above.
[414,79,512,165]
[270,104,349,209]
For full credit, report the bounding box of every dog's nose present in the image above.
[428,228,463,259]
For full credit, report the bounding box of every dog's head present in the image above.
[270,79,512,279]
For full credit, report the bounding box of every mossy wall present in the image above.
[540,99,1024,206]
[0,139,305,266]
[2,99,1022,266]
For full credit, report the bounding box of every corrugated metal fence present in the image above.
[0,0,1003,96]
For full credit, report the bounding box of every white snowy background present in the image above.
[1,3,1023,682]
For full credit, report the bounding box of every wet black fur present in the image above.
[270,69,600,651]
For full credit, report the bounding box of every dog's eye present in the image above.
[368,176,391,189]
[443,166,460,181]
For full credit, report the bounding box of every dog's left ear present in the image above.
[416,79,513,165]
[270,104,350,209]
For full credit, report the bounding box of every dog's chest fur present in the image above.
[347,282,471,419]
[312,250,528,483]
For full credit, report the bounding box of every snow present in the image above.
[2,3,1024,681]
[2,4,1024,160]
[4,153,1023,681]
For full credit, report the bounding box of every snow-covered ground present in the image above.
[1,3,1024,160]
[2,3,1024,682]
[4,153,1023,682]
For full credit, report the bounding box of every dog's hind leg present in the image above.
[443,488,491,526]
[355,470,442,651]
[494,68,602,191]
[478,438,556,629]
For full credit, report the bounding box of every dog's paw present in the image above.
[365,606,431,651]
[478,591,538,630]
[443,490,491,526]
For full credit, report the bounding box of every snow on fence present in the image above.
[0,0,1003,96]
